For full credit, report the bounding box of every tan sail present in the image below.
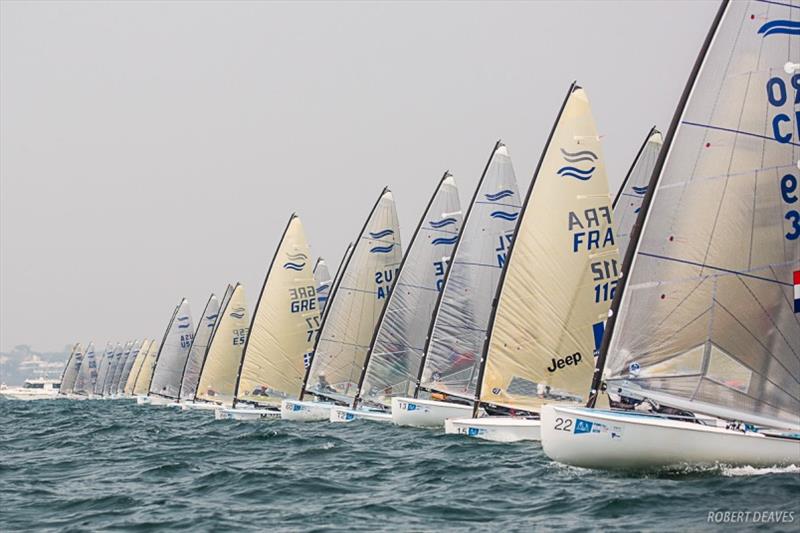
[480,85,619,411]
[124,339,152,395]
[132,340,160,396]
[196,283,249,407]
[235,215,320,406]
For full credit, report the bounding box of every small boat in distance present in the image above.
[0,377,61,400]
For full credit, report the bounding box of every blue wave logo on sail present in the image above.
[369,229,394,239]
[229,307,246,319]
[558,148,598,181]
[283,261,306,271]
[177,316,190,328]
[485,189,514,202]
[286,252,308,261]
[432,235,459,246]
[429,217,457,228]
[631,185,647,196]
[758,19,800,37]
[370,244,395,254]
[316,283,330,292]
[490,210,519,221]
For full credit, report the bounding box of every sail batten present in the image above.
[600,0,800,429]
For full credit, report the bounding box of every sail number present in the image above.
[591,259,619,303]
[290,286,317,313]
[781,174,799,240]
[305,316,320,342]
[180,333,194,349]
[766,75,800,144]
[233,328,248,345]
[553,417,573,432]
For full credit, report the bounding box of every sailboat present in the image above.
[101,343,125,397]
[216,214,320,420]
[331,172,463,423]
[142,299,194,405]
[541,0,800,469]
[282,188,402,421]
[116,340,143,397]
[613,127,663,258]
[174,293,222,404]
[314,258,333,313]
[73,342,98,398]
[110,341,137,397]
[188,283,249,410]
[444,83,619,442]
[92,343,113,397]
[132,340,160,399]
[123,339,152,396]
[392,143,521,427]
[58,343,83,398]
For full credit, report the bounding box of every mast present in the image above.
[299,187,391,402]
[354,171,452,409]
[413,142,501,398]
[587,0,729,407]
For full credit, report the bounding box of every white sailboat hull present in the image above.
[215,406,280,421]
[135,395,151,405]
[329,406,392,423]
[280,400,333,421]
[148,395,175,406]
[541,405,800,470]
[444,416,541,442]
[391,397,472,427]
[180,400,222,411]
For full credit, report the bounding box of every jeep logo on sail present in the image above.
[547,352,582,373]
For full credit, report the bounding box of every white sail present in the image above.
[179,293,221,400]
[195,284,249,407]
[102,343,125,396]
[73,342,97,395]
[358,173,463,408]
[124,339,152,395]
[479,85,619,412]
[92,343,114,395]
[419,143,521,400]
[602,0,800,430]
[108,341,132,395]
[133,340,160,396]
[313,258,333,313]
[149,299,194,399]
[114,340,140,395]
[613,128,663,258]
[304,188,402,402]
[233,215,320,407]
[59,343,82,395]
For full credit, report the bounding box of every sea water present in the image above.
[1,399,798,531]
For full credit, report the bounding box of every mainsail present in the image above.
[417,143,521,400]
[59,342,82,395]
[478,84,619,412]
[613,127,663,258]
[357,172,463,408]
[149,299,195,399]
[115,340,140,395]
[93,343,113,395]
[233,214,320,407]
[600,0,800,430]
[124,339,152,395]
[178,293,221,400]
[195,283,249,407]
[73,342,97,395]
[101,343,125,396]
[313,258,333,313]
[303,188,402,402]
[132,340,160,396]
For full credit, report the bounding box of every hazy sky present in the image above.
[0,0,720,352]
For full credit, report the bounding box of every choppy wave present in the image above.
[1,399,798,531]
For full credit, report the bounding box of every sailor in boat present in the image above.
[315,372,336,395]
